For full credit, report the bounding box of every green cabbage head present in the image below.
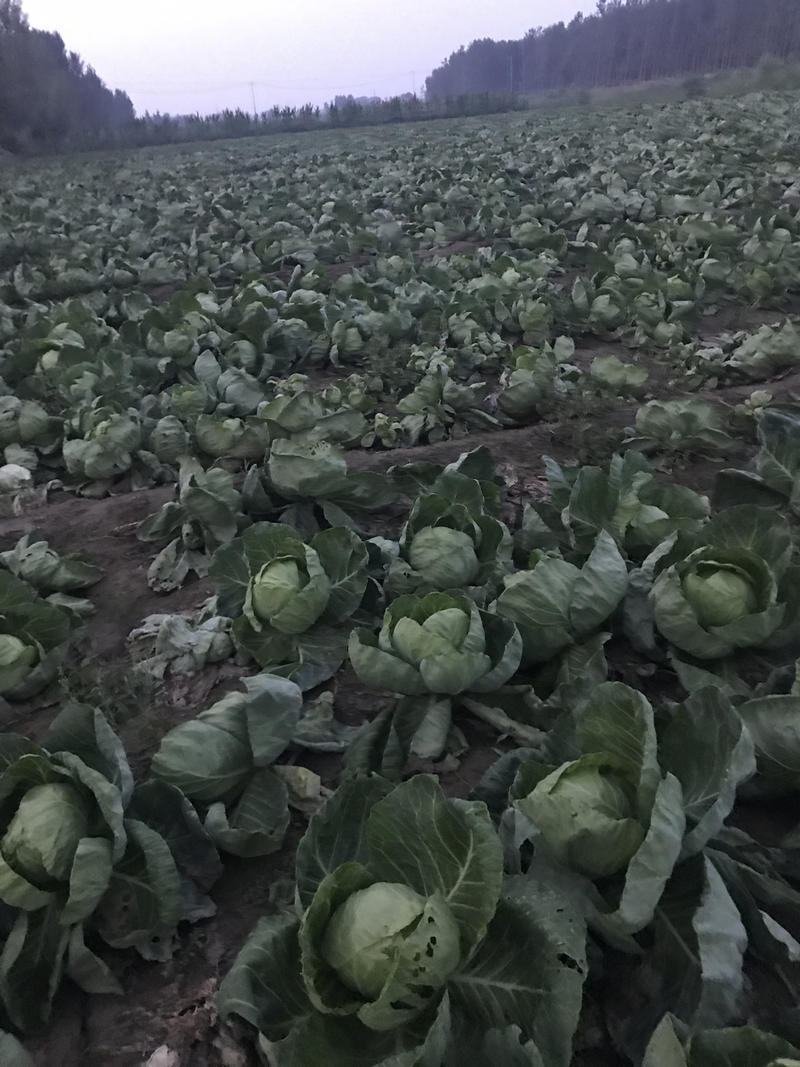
[681,561,758,628]
[406,527,480,588]
[149,416,189,464]
[300,863,465,1032]
[517,754,645,879]
[321,881,460,1001]
[246,548,330,635]
[252,559,305,616]
[0,635,38,695]
[3,783,90,883]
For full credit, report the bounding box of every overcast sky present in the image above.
[21,0,589,116]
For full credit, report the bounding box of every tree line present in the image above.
[7,0,799,157]
[116,92,525,149]
[0,0,522,155]
[425,0,800,98]
[0,0,133,153]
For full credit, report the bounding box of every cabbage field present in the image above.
[2,89,800,1066]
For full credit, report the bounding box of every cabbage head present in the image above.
[148,416,189,463]
[682,561,758,628]
[0,635,38,695]
[407,527,480,588]
[245,546,330,635]
[517,754,645,879]
[211,523,369,688]
[320,881,460,1002]
[3,783,90,884]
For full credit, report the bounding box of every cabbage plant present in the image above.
[650,506,800,659]
[193,413,269,460]
[127,609,233,680]
[0,395,62,470]
[386,470,513,602]
[0,703,221,1031]
[0,534,103,618]
[0,534,103,597]
[625,399,732,457]
[259,380,368,449]
[491,531,628,665]
[348,591,522,759]
[211,521,370,689]
[498,683,754,938]
[520,452,709,561]
[394,363,498,445]
[151,673,303,856]
[62,408,143,483]
[588,354,648,394]
[726,321,800,380]
[138,457,248,592]
[242,438,397,536]
[0,571,73,699]
[349,591,520,698]
[496,339,580,425]
[715,407,800,516]
[218,774,587,1066]
[643,1015,800,1067]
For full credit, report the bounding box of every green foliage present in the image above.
[491,531,628,665]
[218,775,587,1064]
[0,703,221,1030]
[386,469,513,602]
[649,507,799,660]
[426,2,800,101]
[5,81,800,1067]
[643,1015,800,1066]
[0,571,73,698]
[211,522,369,689]
[349,591,521,699]
[0,2,133,153]
[151,673,303,856]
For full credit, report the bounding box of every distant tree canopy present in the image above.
[425,0,800,97]
[121,92,524,149]
[0,0,134,152]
